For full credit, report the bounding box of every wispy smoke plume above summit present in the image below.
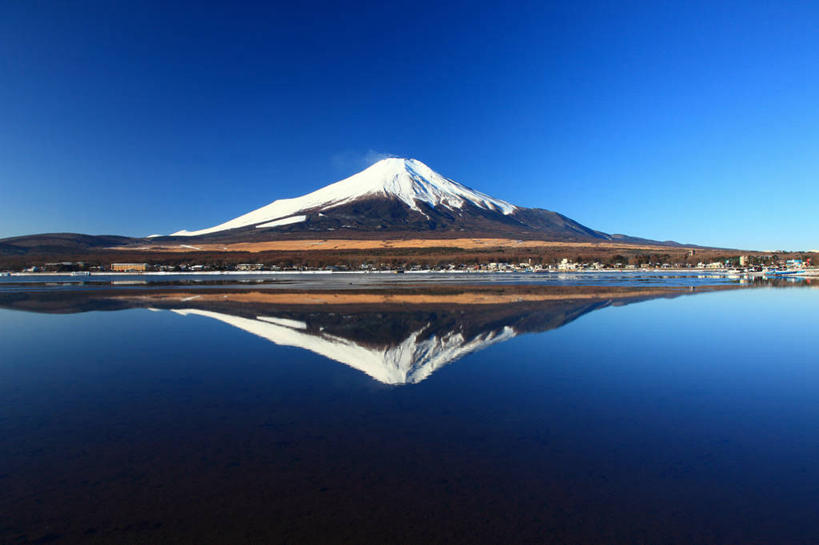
[332,149,399,171]
[363,149,399,165]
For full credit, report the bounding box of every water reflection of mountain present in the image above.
[168,299,617,385]
[0,285,743,385]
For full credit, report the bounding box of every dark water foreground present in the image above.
[0,281,817,544]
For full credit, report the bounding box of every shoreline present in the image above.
[4,268,817,278]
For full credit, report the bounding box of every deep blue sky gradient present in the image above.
[1,1,817,249]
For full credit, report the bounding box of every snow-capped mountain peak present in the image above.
[359,158,516,214]
[172,157,516,237]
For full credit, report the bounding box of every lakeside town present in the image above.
[5,254,816,277]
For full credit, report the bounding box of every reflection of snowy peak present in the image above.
[172,308,517,385]
[0,287,693,385]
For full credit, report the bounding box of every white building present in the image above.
[558,258,577,271]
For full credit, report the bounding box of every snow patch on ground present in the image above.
[255,215,307,229]
[257,315,308,329]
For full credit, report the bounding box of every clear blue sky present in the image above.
[1,1,817,250]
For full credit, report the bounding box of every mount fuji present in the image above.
[165,158,620,242]
[0,158,681,257]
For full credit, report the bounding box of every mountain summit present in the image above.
[168,157,618,242]
[172,158,516,236]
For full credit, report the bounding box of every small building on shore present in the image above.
[110,263,148,272]
[558,258,577,271]
[236,263,264,271]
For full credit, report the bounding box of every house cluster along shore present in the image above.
[4,256,818,278]
[2,240,816,278]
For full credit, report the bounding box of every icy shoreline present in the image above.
[6,268,739,278]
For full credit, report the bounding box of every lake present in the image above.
[1,275,817,544]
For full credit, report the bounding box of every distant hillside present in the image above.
[0,233,136,256]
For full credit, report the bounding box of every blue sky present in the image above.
[1,0,817,250]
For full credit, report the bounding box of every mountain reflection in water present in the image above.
[1,281,817,545]
[1,284,736,385]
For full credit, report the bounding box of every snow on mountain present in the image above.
[172,158,516,237]
[171,308,517,385]
[255,215,307,228]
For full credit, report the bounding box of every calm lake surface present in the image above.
[1,275,817,544]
